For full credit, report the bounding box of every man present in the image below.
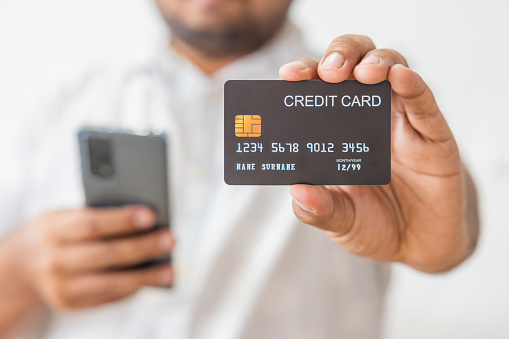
[0,0,479,338]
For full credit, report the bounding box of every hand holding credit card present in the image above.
[221,32,475,274]
[224,80,391,185]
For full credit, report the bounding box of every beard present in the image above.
[163,7,289,58]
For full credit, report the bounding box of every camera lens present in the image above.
[88,138,114,178]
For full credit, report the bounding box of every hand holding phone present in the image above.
[78,128,171,269]
[10,206,174,310]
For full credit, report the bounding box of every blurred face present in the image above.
[156,0,293,57]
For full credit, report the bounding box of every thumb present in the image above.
[289,185,355,235]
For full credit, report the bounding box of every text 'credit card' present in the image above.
[224,80,391,185]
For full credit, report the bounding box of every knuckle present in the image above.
[77,214,99,239]
[359,35,375,46]
[94,243,123,266]
[142,233,163,254]
[292,204,318,226]
[379,48,406,61]
[296,57,317,66]
[115,236,154,264]
[34,215,57,240]
[95,239,143,267]
[340,39,362,51]
[35,210,77,242]
[95,276,121,298]
[115,207,139,231]
[328,194,356,236]
[308,212,332,229]
[355,35,375,47]
[38,250,62,276]
[122,206,138,220]
[139,267,160,286]
[336,34,374,50]
[133,237,156,258]
[46,279,73,310]
[379,48,398,55]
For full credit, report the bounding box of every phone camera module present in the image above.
[88,138,114,178]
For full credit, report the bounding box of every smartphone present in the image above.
[78,127,170,269]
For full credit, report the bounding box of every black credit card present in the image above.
[224,80,391,185]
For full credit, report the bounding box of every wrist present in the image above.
[0,228,43,336]
[403,221,474,273]
[0,229,42,312]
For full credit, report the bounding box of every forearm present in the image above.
[0,231,43,337]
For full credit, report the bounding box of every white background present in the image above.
[0,0,508,338]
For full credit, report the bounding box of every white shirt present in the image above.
[0,21,389,339]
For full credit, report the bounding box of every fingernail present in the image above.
[321,52,345,70]
[158,233,173,251]
[158,267,173,285]
[360,55,381,65]
[293,199,315,214]
[133,209,154,229]
[282,60,308,71]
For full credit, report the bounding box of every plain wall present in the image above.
[0,0,508,338]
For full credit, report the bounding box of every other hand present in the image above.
[10,206,174,309]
